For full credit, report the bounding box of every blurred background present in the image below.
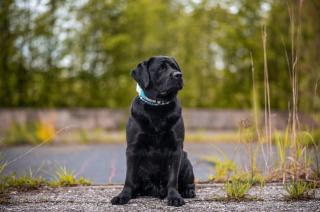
[0,0,319,185]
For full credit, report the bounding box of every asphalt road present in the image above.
[1,143,282,184]
[2,184,320,211]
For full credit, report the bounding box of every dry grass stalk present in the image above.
[262,25,272,170]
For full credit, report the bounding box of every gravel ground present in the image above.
[1,184,320,212]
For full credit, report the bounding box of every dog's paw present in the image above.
[111,194,130,205]
[181,184,196,198]
[159,186,167,199]
[167,190,185,207]
[167,195,185,207]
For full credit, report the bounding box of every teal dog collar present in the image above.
[136,84,171,106]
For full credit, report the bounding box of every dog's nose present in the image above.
[172,72,182,79]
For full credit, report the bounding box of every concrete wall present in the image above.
[0,109,318,133]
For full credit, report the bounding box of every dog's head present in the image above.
[131,56,183,101]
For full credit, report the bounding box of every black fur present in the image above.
[111,56,195,207]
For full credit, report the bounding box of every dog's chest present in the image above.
[141,130,178,154]
[149,116,167,132]
[146,144,167,159]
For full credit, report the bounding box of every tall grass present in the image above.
[215,0,318,185]
[250,52,261,142]
[274,129,290,183]
[239,119,258,180]
[269,0,318,184]
[249,52,268,179]
[262,25,273,166]
[286,0,303,181]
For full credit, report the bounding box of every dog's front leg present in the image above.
[111,149,140,205]
[167,149,185,207]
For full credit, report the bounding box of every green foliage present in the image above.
[78,129,90,144]
[78,177,92,186]
[297,130,320,146]
[312,129,320,145]
[284,180,316,200]
[273,129,320,147]
[52,166,91,187]
[3,122,55,145]
[0,164,91,195]
[203,156,237,181]
[0,174,48,192]
[3,122,39,145]
[0,162,7,175]
[274,129,290,179]
[0,0,319,110]
[204,154,265,185]
[0,166,46,193]
[224,179,252,200]
[230,172,265,186]
[267,129,320,182]
[312,142,320,179]
[0,167,49,194]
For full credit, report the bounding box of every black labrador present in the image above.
[111,56,195,207]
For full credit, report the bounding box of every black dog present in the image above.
[111,56,195,207]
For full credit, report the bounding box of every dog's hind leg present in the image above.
[178,152,196,198]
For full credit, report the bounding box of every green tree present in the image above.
[0,0,318,111]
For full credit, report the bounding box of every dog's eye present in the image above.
[160,63,167,69]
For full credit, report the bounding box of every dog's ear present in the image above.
[170,57,181,72]
[131,61,150,89]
